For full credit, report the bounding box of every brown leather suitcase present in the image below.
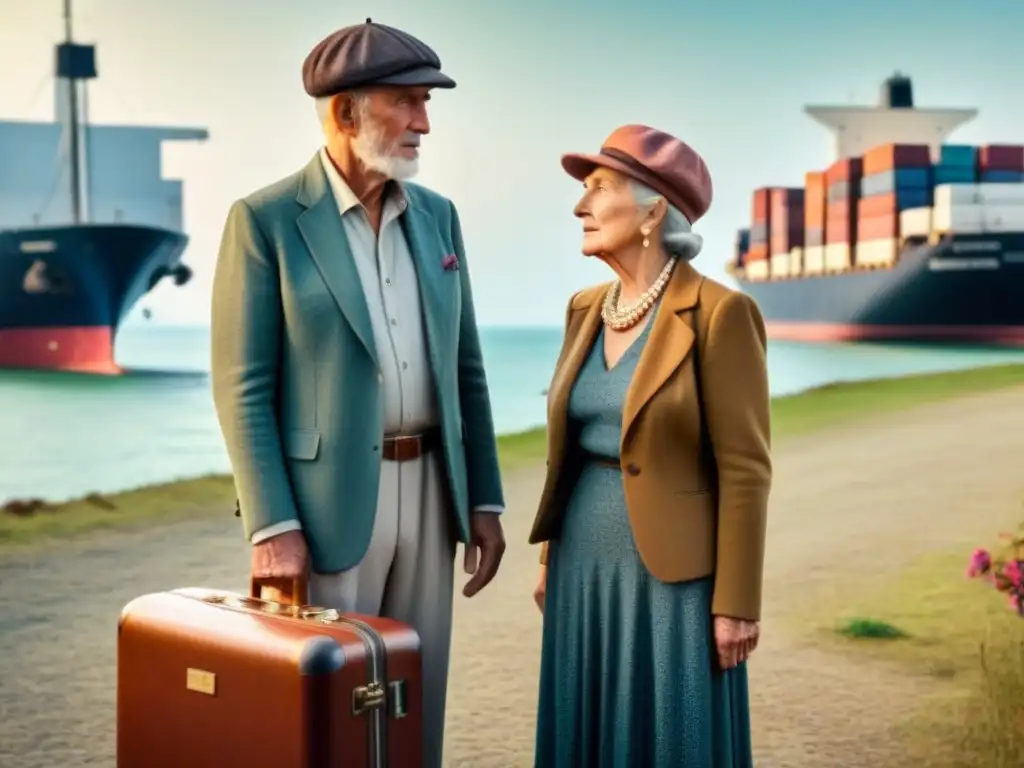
[116,578,422,767]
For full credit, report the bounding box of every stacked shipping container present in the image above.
[855,144,932,267]
[733,141,1024,280]
[803,171,827,275]
[768,187,803,277]
[978,145,1024,182]
[823,157,862,271]
[744,188,771,280]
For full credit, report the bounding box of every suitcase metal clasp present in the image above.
[352,682,385,716]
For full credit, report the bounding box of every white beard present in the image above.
[352,116,419,180]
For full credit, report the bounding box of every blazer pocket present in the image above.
[283,428,320,460]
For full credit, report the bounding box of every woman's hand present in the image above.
[533,566,547,613]
[713,616,760,670]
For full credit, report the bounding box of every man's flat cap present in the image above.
[302,18,455,97]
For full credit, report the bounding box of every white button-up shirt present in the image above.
[318,148,440,435]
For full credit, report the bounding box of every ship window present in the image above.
[21,259,75,295]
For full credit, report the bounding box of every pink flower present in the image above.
[441,253,459,271]
[1002,559,1023,588]
[967,548,992,578]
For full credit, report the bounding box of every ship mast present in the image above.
[803,73,978,161]
[56,0,96,225]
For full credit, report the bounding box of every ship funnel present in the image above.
[803,74,977,160]
[880,72,913,108]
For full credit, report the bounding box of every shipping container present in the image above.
[825,215,853,244]
[932,144,976,167]
[788,247,803,277]
[751,188,772,222]
[936,182,1024,207]
[770,253,789,277]
[932,165,976,185]
[770,225,803,255]
[744,258,770,281]
[899,207,932,237]
[857,214,899,240]
[749,221,768,244]
[984,206,1024,233]
[804,171,827,233]
[823,243,851,271]
[860,167,930,197]
[803,245,825,274]
[805,226,824,247]
[824,156,863,185]
[734,228,750,264]
[825,199,856,224]
[979,169,1024,183]
[855,238,900,267]
[863,143,931,174]
[858,189,931,218]
[827,179,859,203]
[769,187,804,211]
[978,145,1024,172]
[747,242,769,261]
[932,202,984,233]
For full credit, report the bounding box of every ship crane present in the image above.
[803,73,977,161]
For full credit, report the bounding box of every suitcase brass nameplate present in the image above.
[186,668,217,695]
[352,681,385,716]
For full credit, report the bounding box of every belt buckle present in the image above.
[390,433,420,462]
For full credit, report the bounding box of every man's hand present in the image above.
[251,529,309,580]
[462,512,505,597]
[713,615,760,670]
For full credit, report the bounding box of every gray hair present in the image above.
[630,181,703,261]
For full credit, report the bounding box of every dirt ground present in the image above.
[3,386,1024,767]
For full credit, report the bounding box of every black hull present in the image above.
[735,234,1024,344]
[0,224,188,372]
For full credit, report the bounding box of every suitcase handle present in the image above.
[249,576,308,606]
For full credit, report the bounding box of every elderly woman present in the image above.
[528,125,772,767]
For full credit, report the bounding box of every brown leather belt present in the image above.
[382,427,442,462]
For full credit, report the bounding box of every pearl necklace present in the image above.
[600,258,677,331]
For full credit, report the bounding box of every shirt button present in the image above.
[390,318,397,326]
[402,361,408,369]
[385,278,392,286]
[626,464,640,476]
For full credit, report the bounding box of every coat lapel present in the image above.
[399,197,447,378]
[546,291,604,463]
[295,154,378,367]
[621,262,703,442]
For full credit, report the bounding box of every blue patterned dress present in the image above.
[534,317,754,768]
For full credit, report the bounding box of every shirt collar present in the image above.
[318,147,409,216]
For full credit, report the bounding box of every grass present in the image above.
[5,361,1024,551]
[811,549,1024,767]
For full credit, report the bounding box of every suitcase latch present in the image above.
[352,682,386,716]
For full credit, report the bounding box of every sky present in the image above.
[3,0,1024,326]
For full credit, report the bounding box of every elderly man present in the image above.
[210,18,506,768]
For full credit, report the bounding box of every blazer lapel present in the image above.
[399,198,447,378]
[547,291,604,462]
[621,262,703,442]
[295,154,378,368]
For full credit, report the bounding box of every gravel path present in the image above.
[3,386,1024,767]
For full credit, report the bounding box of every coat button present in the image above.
[626,464,640,476]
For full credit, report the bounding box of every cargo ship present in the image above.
[728,73,1024,345]
[0,0,207,373]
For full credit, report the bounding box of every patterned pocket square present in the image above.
[442,253,459,271]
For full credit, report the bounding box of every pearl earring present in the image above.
[642,233,650,248]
